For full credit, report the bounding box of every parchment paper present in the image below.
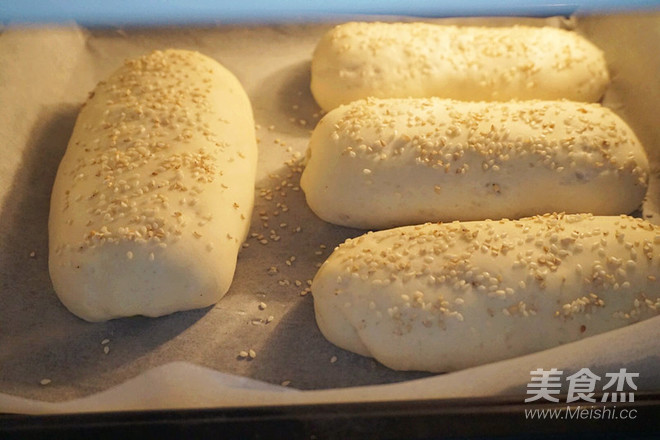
[0,13,658,414]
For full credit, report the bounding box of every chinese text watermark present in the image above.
[525,367,638,403]
[524,368,639,421]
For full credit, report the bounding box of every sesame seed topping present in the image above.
[51,50,257,296]
[305,95,648,228]
[315,213,660,336]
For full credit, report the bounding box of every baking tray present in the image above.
[2,393,659,439]
[0,10,658,438]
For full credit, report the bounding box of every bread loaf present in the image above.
[48,50,257,321]
[310,22,610,111]
[311,214,660,372]
[300,98,648,229]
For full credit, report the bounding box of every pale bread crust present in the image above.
[48,50,257,322]
[300,98,648,229]
[312,214,660,372]
[311,22,610,111]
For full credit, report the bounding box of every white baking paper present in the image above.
[0,13,658,415]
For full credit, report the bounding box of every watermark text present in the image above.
[525,405,637,420]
